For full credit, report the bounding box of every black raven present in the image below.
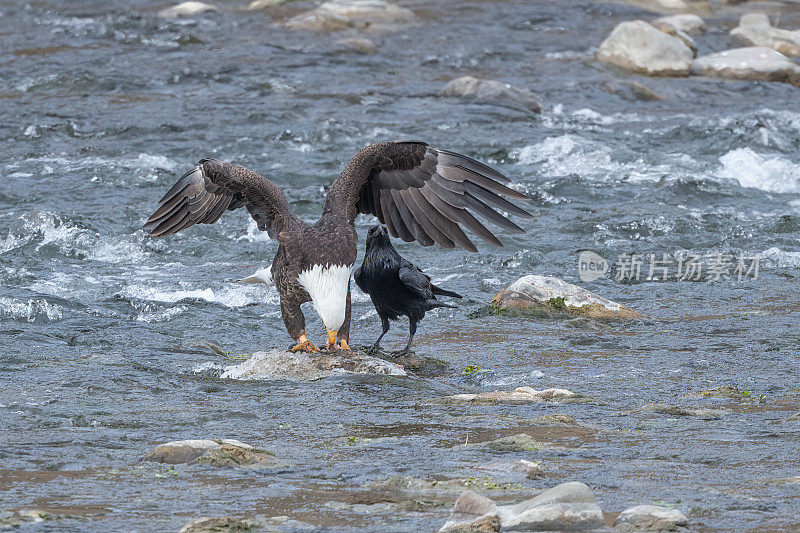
[354,225,463,355]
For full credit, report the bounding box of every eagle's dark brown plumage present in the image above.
[144,141,532,352]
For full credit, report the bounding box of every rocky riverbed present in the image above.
[2,0,800,530]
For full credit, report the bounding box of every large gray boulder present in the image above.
[651,14,706,36]
[220,349,407,381]
[439,490,501,532]
[440,77,542,113]
[490,275,643,319]
[597,20,694,76]
[731,13,800,57]
[498,482,604,531]
[614,505,688,531]
[691,47,800,86]
[285,0,416,33]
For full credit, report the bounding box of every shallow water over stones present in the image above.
[2,0,800,530]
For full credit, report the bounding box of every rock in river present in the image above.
[220,349,406,381]
[144,438,281,467]
[490,275,643,319]
[445,386,577,404]
[651,14,706,36]
[731,13,800,57]
[498,482,604,531]
[691,47,800,86]
[285,0,416,33]
[439,490,500,532]
[179,516,258,533]
[439,77,542,113]
[614,504,688,531]
[597,20,694,76]
[158,1,217,18]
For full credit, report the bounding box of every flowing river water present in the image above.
[2,0,800,530]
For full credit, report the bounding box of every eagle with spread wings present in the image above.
[144,141,532,353]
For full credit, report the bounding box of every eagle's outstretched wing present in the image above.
[325,141,532,252]
[144,158,291,238]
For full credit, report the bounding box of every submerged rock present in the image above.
[158,1,217,18]
[614,505,688,531]
[439,490,500,532]
[238,266,272,286]
[285,0,415,33]
[247,0,289,8]
[335,37,378,54]
[144,439,280,467]
[459,433,554,453]
[490,275,642,319]
[179,516,258,532]
[220,349,407,381]
[602,80,665,101]
[652,14,706,36]
[623,403,727,420]
[0,509,56,528]
[731,13,800,57]
[445,387,576,404]
[498,482,604,531]
[597,20,693,76]
[439,77,542,113]
[481,459,545,479]
[691,47,800,86]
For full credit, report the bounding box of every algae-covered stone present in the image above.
[220,349,406,381]
[498,482,604,531]
[597,20,694,76]
[439,77,542,113]
[491,275,642,319]
[144,439,280,467]
[439,490,500,532]
[179,516,258,532]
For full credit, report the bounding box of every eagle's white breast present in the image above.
[297,264,352,331]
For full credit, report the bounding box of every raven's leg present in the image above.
[282,295,318,353]
[368,316,391,355]
[392,319,417,356]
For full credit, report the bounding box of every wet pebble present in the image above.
[158,1,217,18]
[439,490,500,532]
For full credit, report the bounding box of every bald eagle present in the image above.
[144,141,532,353]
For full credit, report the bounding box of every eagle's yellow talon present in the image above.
[326,330,338,351]
[339,339,351,351]
[290,334,319,353]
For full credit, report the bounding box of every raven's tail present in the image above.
[427,299,457,310]
[431,284,462,299]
